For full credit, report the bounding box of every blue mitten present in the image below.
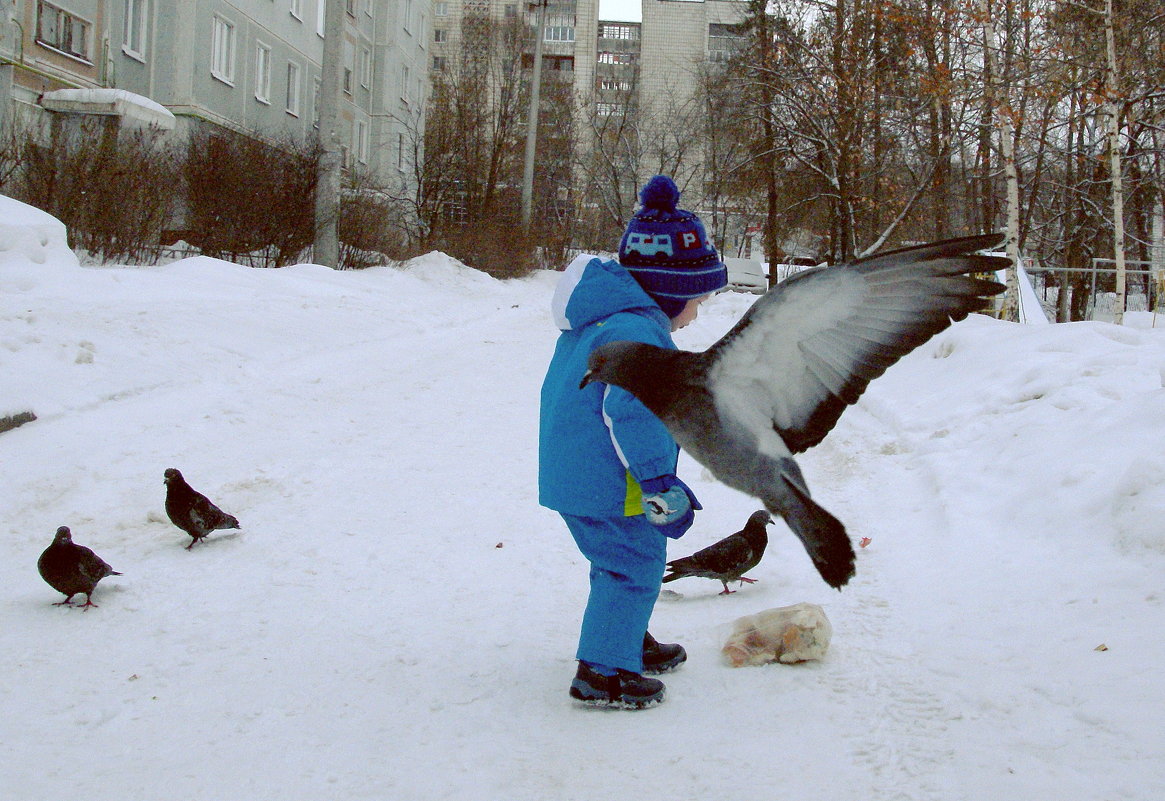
[640,475,702,539]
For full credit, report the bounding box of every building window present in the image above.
[708,23,744,63]
[545,16,574,42]
[286,61,301,115]
[434,28,446,43]
[431,55,446,71]
[255,43,272,102]
[435,1,448,15]
[599,23,637,40]
[123,0,147,60]
[598,51,635,65]
[211,15,236,83]
[596,102,624,116]
[599,78,630,92]
[290,0,302,19]
[317,0,325,36]
[400,63,410,103]
[311,78,321,127]
[504,3,516,17]
[36,1,92,61]
[346,0,355,16]
[360,47,372,88]
[355,120,369,163]
[403,0,412,33]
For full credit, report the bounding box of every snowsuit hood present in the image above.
[551,253,671,333]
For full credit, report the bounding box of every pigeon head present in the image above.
[580,341,666,391]
[746,511,773,529]
[53,525,73,544]
[164,468,183,485]
[580,340,700,419]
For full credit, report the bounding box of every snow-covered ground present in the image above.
[3,196,1164,800]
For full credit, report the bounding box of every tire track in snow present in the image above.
[805,401,969,801]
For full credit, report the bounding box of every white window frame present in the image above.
[354,119,368,164]
[402,0,412,34]
[312,77,321,128]
[286,60,302,116]
[400,63,410,104]
[316,0,325,36]
[254,42,272,103]
[36,1,92,61]
[434,1,448,16]
[360,46,371,89]
[211,14,236,85]
[290,0,302,20]
[123,0,147,61]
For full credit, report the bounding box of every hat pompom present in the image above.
[640,175,680,212]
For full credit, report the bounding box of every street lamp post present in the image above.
[520,0,548,233]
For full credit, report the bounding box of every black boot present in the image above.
[643,632,687,674]
[569,662,666,709]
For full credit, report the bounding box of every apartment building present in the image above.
[0,0,427,189]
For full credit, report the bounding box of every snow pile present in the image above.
[2,207,1164,800]
[0,195,80,278]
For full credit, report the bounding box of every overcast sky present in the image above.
[598,0,642,22]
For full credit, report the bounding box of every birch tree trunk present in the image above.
[1103,0,1127,325]
[978,0,1020,322]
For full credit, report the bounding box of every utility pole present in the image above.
[314,0,346,268]
[520,0,547,233]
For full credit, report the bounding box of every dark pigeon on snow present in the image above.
[164,467,241,549]
[37,526,122,608]
[582,233,1008,589]
[664,510,772,595]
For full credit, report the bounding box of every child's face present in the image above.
[671,294,712,331]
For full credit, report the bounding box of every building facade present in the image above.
[1,0,428,190]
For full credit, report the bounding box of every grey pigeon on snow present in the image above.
[164,467,241,549]
[37,526,122,608]
[582,233,1008,589]
[664,510,772,595]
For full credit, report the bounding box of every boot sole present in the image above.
[642,647,687,675]
[569,685,666,710]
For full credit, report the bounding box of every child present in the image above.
[538,175,728,709]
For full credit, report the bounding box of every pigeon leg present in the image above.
[77,596,99,610]
[718,582,736,595]
[738,577,758,585]
[52,596,75,606]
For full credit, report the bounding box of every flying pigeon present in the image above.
[37,526,122,608]
[664,510,772,594]
[164,467,241,549]
[582,233,1008,589]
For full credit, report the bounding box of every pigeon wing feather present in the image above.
[706,233,1007,453]
[665,533,754,579]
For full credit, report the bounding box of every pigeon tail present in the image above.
[771,464,854,589]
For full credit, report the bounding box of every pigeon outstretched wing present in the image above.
[705,233,1007,453]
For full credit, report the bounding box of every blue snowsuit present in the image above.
[539,254,681,673]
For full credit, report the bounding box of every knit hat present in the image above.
[618,175,728,318]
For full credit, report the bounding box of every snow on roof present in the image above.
[40,88,176,130]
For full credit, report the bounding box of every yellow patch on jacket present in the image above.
[623,471,644,517]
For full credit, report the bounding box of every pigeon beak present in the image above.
[579,370,595,390]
